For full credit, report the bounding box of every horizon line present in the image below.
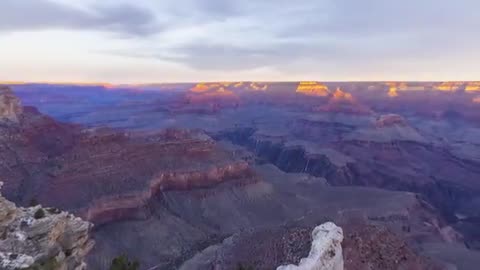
[2,80,480,87]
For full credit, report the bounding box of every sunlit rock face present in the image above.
[0,182,93,270]
[465,82,480,92]
[0,86,23,122]
[331,88,353,101]
[436,82,464,92]
[190,83,226,93]
[316,88,373,115]
[385,82,426,95]
[388,88,399,97]
[181,83,241,112]
[385,82,400,97]
[249,82,269,91]
[233,82,244,88]
[277,222,344,270]
[296,82,330,96]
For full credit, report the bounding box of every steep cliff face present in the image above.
[436,82,464,92]
[173,83,241,113]
[1,122,253,225]
[315,88,373,115]
[0,88,254,226]
[0,183,93,270]
[465,82,480,92]
[0,86,23,122]
[215,127,477,244]
[296,82,330,97]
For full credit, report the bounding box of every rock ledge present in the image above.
[0,182,93,270]
[277,222,344,270]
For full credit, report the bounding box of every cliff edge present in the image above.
[277,222,344,270]
[0,86,23,123]
[0,182,94,270]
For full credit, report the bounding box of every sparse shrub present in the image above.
[34,208,46,219]
[237,263,255,270]
[109,255,140,270]
[24,257,59,270]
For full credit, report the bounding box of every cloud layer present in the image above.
[0,0,159,36]
[1,0,479,80]
[129,0,480,71]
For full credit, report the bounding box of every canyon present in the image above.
[2,82,480,269]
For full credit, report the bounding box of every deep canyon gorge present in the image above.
[2,82,480,269]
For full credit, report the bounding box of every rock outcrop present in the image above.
[248,82,269,91]
[0,183,93,270]
[436,82,463,92]
[385,82,402,97]
[0,86,23,122]
[315,88,373,115]
[465,82,480,92]
[173,83,241,113]
[296,82,330,97]
[277,222,344,270]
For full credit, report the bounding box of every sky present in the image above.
[0,0,479,83]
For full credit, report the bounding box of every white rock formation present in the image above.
[0,182,94,270]
[277,222,344,270]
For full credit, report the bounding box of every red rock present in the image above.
[0,87,253,225]
[315,88,374,115]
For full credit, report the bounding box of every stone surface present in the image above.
[296,82,330,97]
[277,222,344,270]
[0,182,93,270]
[342,223,447,270]
[315,88,373,115]
[0,86,23,122]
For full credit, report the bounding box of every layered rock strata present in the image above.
[0,87,253,225]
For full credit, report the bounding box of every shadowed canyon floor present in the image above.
[2,83,480,269]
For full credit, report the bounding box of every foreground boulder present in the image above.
[0,183,93,270]
[277,222,344,270]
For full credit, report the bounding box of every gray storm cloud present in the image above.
[0,0,159,36]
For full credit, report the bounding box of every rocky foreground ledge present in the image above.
[277,222,344,270]
[0,183,94,270]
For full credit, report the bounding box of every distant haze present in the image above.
[1,0,479,83]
